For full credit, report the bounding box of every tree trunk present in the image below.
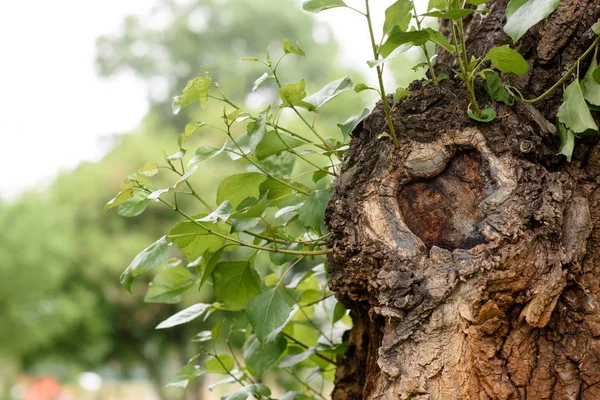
[326,1,600,398]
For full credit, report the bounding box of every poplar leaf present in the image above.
[484,45,528,75]
[120,236,169,292]
[504,0,560,42]
[246,288,292,343]
[156,303,213,329]
[302,0,346,13]
[383,0,412,35]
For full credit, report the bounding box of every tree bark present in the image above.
[327,1,600,398]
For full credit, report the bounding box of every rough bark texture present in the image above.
[327,1,600,399]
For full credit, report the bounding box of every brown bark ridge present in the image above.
[327,1,600,399]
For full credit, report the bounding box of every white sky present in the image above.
[0,0,404,199]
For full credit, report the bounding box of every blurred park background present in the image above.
[0,0,425,398]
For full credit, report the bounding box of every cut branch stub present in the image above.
[326,80,596,399]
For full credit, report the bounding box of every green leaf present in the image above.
[483,70,514,105]
[424,28,454,53]
[279,79,307,106]
[278,347,317,368]
[246,288,292,343]
[181,122,206,145]
[213,261,261,310]
[172,76,212,114]
[338,108,370,140]
[421,9,476,20]
[156,303,213,329]
[582,50,600,106]
[312,170,329,183]
[557,122,575,162]
[259,178,294,201]
[104,181,136,213]
[333,301,347,323]
[427,0,447,10]
[302,0,346,13]
[204,355,235,374]
[170,219,234,261]
[394,87,410,104]
[166,364,205,389]
[592,19,600,35]
[199,248,224,288]
[144,267,195,304]
[468,107,497,122]
[137,162,159,177]
[283,40,306,57]
[301,77,353,111]
[380,28,430,58]
[484,45,528,75]
[243,335,287,377]
[354,83,374,93]
[280,392,312,400]
[254,131,304,160]
[247,111,268,151]
[187,145,225,167]
[117,195,152,218]
[557,80,599,133]
[466,0,488,4]
[231,196,267,219]
[270,243,303,266]
[253,72,273,91]
[221,384,271,400]
[216,172,267,208]
[120,236,169,292]
[383,0,412,35]
[212,321,223,341]
[198,201,233,224]
[504,0,560,42]
[594,67,600,84]
[298,187,334,229]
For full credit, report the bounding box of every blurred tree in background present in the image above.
[0,0,366,399]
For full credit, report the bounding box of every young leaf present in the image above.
[468,107,497,123]
[246,288,292,343]
[253,72,273,91]
[504,0,560,42]
[104,181,136,213]
[166,364,205,389]
[383,0,412,35]
[484,45,528,75]
[283,40,306,57]
[298,187,334,229]
[279,79,307,106]
[557,122,575,162]
[172,76,212,114]
[137,162,159,177]
[222,384,271,400]
[483,70,514,105]
[354,83,375,93]
[302,0,346,13]
[301,76,353,111]
[216,172,267,208]
[144,267,196,304]
[212,261,261,310]
[187,144,225,167]
[556,80,599,133]
[380,28,430,58]
[120,236,169,292]
[582,50,600,106]
[394,87,410,104]
[338,108,370,140]
[421,9,476,20]
[156,303,213,329]
[243,335,287,377]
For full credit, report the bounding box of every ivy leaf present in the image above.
[484,45,528,75]
[468,107,497,123]
[582,50,600,106]
[221,384,271,400]
[556,80,598,133]
[557,122,575,162]
[156,303,213,329]
[383,0,413,35]
[212,261,261,310]
[169,219,235,261]
[246,288,292,343]
[421,9,476,20]
[254,131,304,160]
[243,335,287,377]
[380,28,430,58]
[301,77,353,111]
[166,364,205,389]
[216,173,268,208]
[283,40,306,57]
[338,108,370,140]
[187,144,225,167]
[504,0,560,42]
[144,267,196,304]
[120,236,169,292]
[483,70,514,105]
[298,187,334,229]
[279,79,307,106]
[302,0,346,13]
[172,76,212,114]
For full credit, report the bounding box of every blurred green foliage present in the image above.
[0,0,367,399]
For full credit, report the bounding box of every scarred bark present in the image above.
[327,1,600,399]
